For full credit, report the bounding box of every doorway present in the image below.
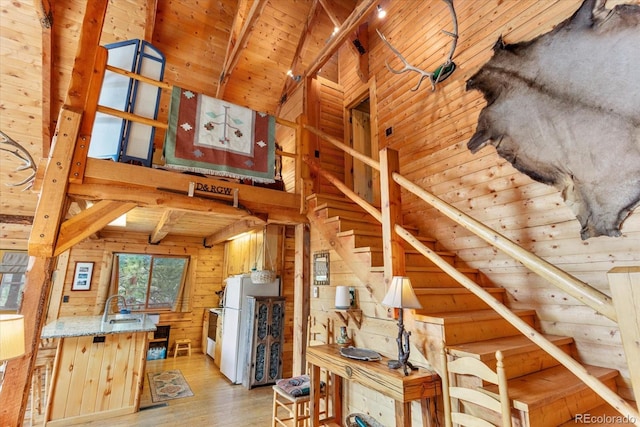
[348,97,380,206]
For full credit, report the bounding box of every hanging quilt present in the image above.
[163,86,276,183]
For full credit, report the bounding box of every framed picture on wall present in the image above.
[72,262,94,291]
[313,251,330,286]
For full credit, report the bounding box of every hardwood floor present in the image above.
[29,353,276,426]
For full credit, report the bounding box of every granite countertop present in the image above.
[41,314,157,338]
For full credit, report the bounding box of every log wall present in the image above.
[305,0,640,414]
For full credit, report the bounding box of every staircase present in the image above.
[306,193,627,427]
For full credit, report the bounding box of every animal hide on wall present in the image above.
[466,0,640,239]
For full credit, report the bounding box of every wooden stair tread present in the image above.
[306,193,352,202]
[415,308,536,325]
[414,287,505,295]
[448,334,573,360]
[502,364,619,411]
[558,400,638,426]
[353,246,455,256]
[336,229,436,243]
[324,215,379,225]
[370,265,479,274]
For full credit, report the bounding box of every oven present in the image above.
[206,308,220,359]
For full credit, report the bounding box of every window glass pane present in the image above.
[115,253,188,311]
[0,251,28,310]
[117,254,151,311]
[149,257,187,309]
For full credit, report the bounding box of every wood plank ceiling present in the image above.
[0,0,359,246]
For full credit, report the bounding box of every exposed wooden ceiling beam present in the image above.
[204,217,267,247]
[216,0,268,99]
[35,0,53,154]
[82,158,302,214]
[149,209,187,244]
[318,0,342,28]
[67,182,250,218]
[278,0,320,109]
[282,0,378,104]
[144,0,158,42]
[55,200,136,256]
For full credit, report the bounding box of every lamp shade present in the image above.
[0,314,25,361]
[381,276,422,309]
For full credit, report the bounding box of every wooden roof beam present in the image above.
[55,200,136,256]
[216,0,268,99]
[144,0,158,42]
[318,0,342,28]
[204,217,267,247]
[35,0,54,154]
[282,0,378,103]
[149,209,186,244]
[277,0,320,110]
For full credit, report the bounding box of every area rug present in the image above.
[147,369,194,403]
[164,86,276,183]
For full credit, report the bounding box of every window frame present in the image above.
[113,252,190,312]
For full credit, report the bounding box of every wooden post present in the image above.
[0,257,56,425]
[608,267,640,403]
[294,223,310,375]
[379,148,405,287]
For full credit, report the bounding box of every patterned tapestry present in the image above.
[164,86,276,183]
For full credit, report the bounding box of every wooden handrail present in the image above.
[303,123,615,322]
[304,124,380,170]
[304,156,381,222]
[105,64,172,89]
[392,172,616,322]
[96,105,168,129]
[396,224,639,425]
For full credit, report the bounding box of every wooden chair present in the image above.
[272,316,333,427]
[441,346,512,427]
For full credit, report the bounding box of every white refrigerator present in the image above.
[220,274,280,384]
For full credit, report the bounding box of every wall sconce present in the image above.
[381,276,422,375]
[0,314,26,385]
[377,5,387,19]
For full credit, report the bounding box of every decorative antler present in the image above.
[377,0,458,91]
[0,130,37,190]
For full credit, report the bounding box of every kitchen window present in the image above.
[114,253,189,311]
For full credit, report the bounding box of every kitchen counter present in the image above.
[42,314,154,426]
[42,314,157,338]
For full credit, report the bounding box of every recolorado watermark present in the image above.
[573,413,637,424]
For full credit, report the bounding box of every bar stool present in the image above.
[173,339,192,358]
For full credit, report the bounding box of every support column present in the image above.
[379,147,405,289]
[294,223,310,375]
[608,266,640,402]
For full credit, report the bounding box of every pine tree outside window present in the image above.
[114,253,189,311]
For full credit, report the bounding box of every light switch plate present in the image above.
[313,286,319,298]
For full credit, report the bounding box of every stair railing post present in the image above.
[379,147,405,289]
[608,267,640,404]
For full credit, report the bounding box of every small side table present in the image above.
[306,344,440,427]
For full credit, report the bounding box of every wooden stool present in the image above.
[173,339,191,358]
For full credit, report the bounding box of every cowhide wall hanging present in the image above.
[466,0,640,239]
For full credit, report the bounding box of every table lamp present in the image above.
[381,276,422,376]
[0,314,26,385]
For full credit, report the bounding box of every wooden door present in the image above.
[350,100,380,206]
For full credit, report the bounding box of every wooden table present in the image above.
[306,344,440,427]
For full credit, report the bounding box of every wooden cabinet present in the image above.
[243,296,285,389]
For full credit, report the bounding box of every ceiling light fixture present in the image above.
[287,70,301,82]
[377,5,387,19]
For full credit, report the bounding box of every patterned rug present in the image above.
[148,370,194,403]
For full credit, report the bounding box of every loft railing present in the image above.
[302,123,640,424]
[77,55,300,192]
